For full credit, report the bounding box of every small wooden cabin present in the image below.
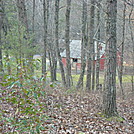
[60,40,121,71]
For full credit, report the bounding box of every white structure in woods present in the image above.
[61,40,106,60]
[60,40,81,59]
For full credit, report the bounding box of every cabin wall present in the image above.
[62,52,121,71]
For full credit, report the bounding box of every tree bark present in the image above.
[42,0,49,76]
[77,0,87,89]
[17,0,28,31]
[0,29,2,73]
[46,0,57,82]
[96,0,101,90]
[128,5,134,92]
[91,0,95,91]
[86,0,95,90]
[65,0,72,88]
[32,0,35,33]
[118,1,126,98]
[48,43,57,82]
[0,0,4,73]
[55,0,66,87]
[103,0,118,117]
[17,0,32,75]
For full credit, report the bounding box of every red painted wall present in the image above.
[76,63,81,69]
[62,52,121,71]
[100,54,105,70]
[99,52,121,70]
[62,58,67,67]
[117,51,121,66]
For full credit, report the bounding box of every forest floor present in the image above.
[0,82,134,134]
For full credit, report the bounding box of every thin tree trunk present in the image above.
[17,0,28,31]
[17,21,22,76]
[5,51,11,75]
[119,1,126,98]
[53,59,57,81]
[0,0,4,73]
[86,0,95,90]
[48,44,57,82]
[77,0,87,89]
[32,0,35,33]
[65,0,72,88]
[27,0,36,74]
[42,0,49,76]
[103,0,118,117]
[48,49,53,81]
[0,27,2,73]
[17,0,32,75]
[128,5,134,92]
[16,2,23,76]
[47,0,57,82]
[0,30,2,73]
[96,1,101,90]
[55,0,66,87]
[91,0,95,91]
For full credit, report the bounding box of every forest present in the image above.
[0,0,133,133]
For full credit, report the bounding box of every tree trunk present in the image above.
[48,44,57,82]
[0,29,2,73]
[128,4,134,92]
[103,0,118,117]
[32,0,35,33]
[86,0,95,90]
[46,1,56,82]
[42,0,49,76]
[77,0,87,89]
[118,1,126,98]
[5,51,11,75]
[17,0,28,31]
[17,0,33,75]
[0,0,4,73]
[65,0,72,88]
[91,0,95,91]
[55,0,66,87]
[96,1,101,90]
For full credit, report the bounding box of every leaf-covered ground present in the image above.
[0,84,134,134]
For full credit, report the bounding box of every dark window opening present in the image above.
[73,58,78,62]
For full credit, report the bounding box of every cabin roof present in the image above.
[60,40,106,59]
[60,40,81,59]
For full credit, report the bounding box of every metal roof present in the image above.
[60,40,106,60]
[60,40,81,59]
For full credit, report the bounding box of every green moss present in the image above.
[78,132,86,134]
[96,112,105,117]
[97,112,125,122]
[54,104,63,108]
[106,116,125,122]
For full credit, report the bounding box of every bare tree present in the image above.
[55,0,66,86]
[77,0,88,89]
[0,0,3,73]
[128,2,134,92]
[91,0,95,91]
[118,1,126,98]
[65,0,72,88]
[17,0,28,31]
[47,0,57,82]
[17,0,33,75]
[96,0,101,90]
[32,0,35,33]
[86,0,95,90]
[103,0,118,117]
[42,0,49,76]
[17,0,29,75]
